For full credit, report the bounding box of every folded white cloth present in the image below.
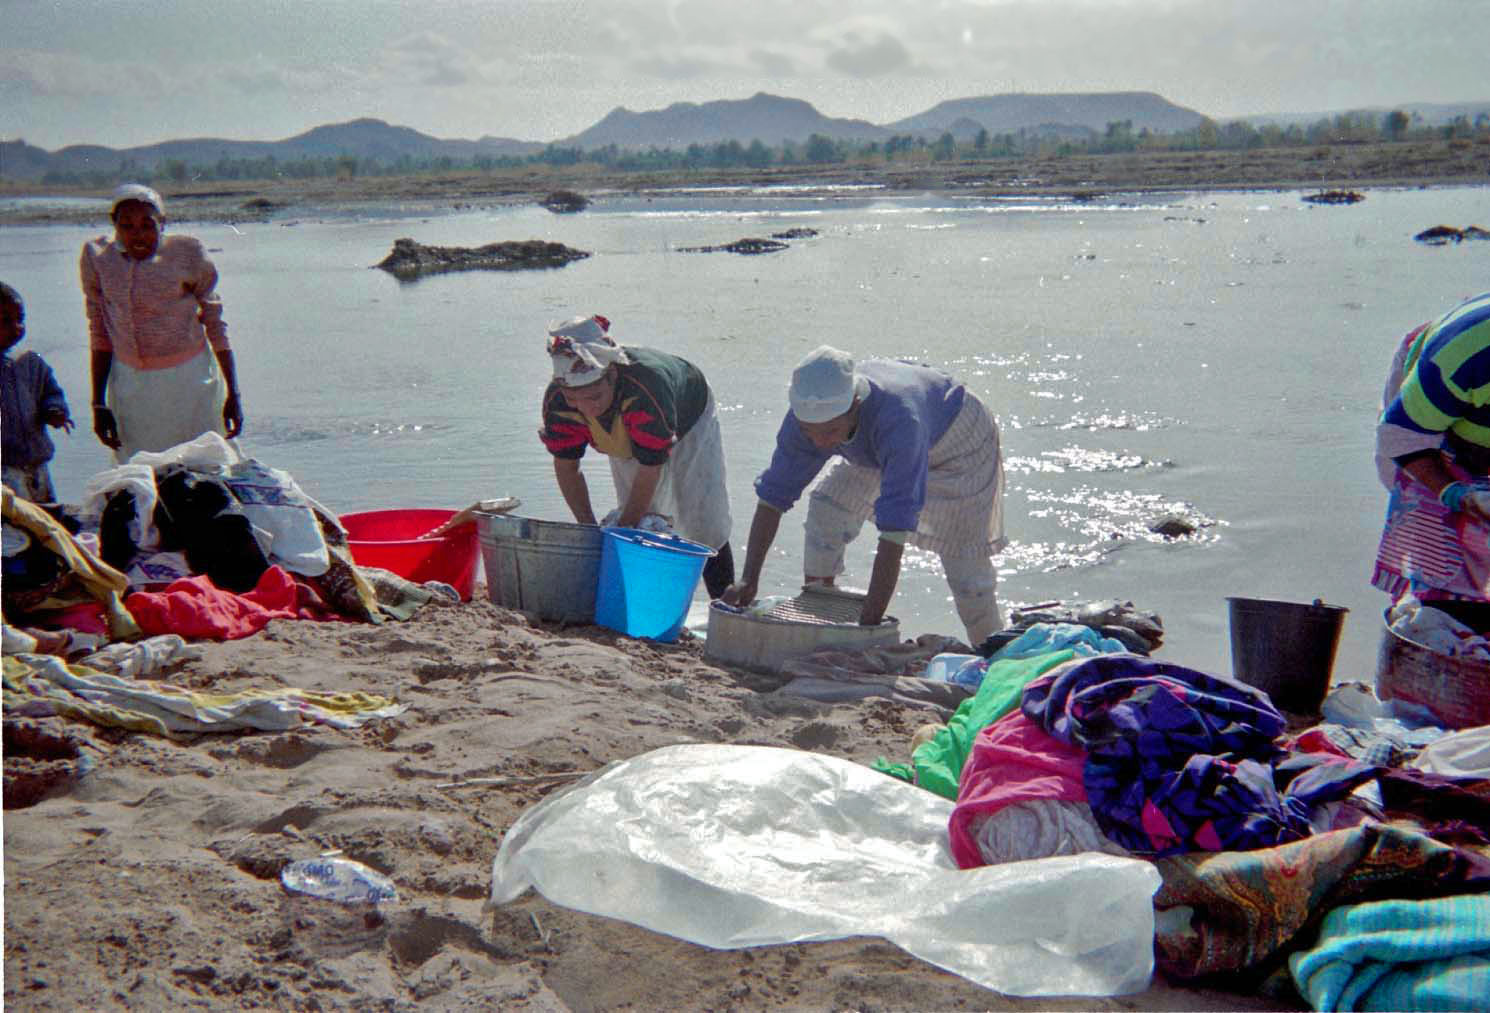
[77,634,202,679]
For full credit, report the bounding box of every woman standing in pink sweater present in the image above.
[81,183,244,461]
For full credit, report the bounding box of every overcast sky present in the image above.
[4,0,1487,151]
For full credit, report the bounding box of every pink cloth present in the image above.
[1372,460,1490,602]
[80,234,228,370]
[948,710,1090,869]
[38,602,109,637]
[125,566,306,640]
[1373,318,1490,602]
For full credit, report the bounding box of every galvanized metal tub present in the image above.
[478,512,603,624]
[1375,609,1490,729]
[705,585,901,674]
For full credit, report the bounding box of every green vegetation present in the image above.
[35,110,1490,187]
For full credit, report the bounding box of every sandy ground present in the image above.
[1,137,1487,227]
[3,592,1307,1012]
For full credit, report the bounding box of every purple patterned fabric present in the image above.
[1020,654,1366,856]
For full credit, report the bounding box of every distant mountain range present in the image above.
[0,118,541,183]
[558,90,1207,150]
[3,91,1486,183]
[0,119,545,184]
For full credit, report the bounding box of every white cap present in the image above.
[789,345,869,423]
[110,183,164,218]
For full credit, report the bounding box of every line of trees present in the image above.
[36,109,1490,187]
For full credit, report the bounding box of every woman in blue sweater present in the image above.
[723,345,1006,644]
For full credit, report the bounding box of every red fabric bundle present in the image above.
[125,565,318,640]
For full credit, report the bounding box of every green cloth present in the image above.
[873,649,1075,798]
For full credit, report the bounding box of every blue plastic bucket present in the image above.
[595,528,715,642]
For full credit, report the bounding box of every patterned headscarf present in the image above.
[547,314,630,387]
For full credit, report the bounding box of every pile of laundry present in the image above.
[3,433,451,648]
[492,639,1490,1008]
[2,434,443,807]
[862,631,1490,1009]
[597,602,1473,1006]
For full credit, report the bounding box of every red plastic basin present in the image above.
[339,508,478,601]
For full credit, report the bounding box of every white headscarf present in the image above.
[110,183,164,219]
[547,314,631,387]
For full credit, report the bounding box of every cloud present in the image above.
[387,31,481,89]
[224,33,481,97]
[749,49,797,76]
[824,33,913,77]
[390,32,456,56]
[633,55,714,80]
[589,5,685,52]
[0,49,172,99]
[217,65,296,97]
[418,63,471,87]
[217,59,375,101]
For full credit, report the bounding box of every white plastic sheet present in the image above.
[490,743,1161,998]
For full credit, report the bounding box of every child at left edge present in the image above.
[1,281,74,503]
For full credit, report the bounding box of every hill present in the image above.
[888,91,1206,136]
[0,140,53,181]
[557,92,890,149]
[2,119,542,183]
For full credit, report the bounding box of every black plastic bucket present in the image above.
[1226,596,1348,716]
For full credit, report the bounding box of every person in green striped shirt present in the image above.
[1374,291,1490,625]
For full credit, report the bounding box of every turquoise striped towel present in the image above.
[1289,895,1490,1011]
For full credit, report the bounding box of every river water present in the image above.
[3,183,1486,684]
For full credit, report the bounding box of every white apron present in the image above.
[608,389,732,550]
[107,345,227,463]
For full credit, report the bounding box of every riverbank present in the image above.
[2,137,1486,227]
[4,596,1302,1011]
